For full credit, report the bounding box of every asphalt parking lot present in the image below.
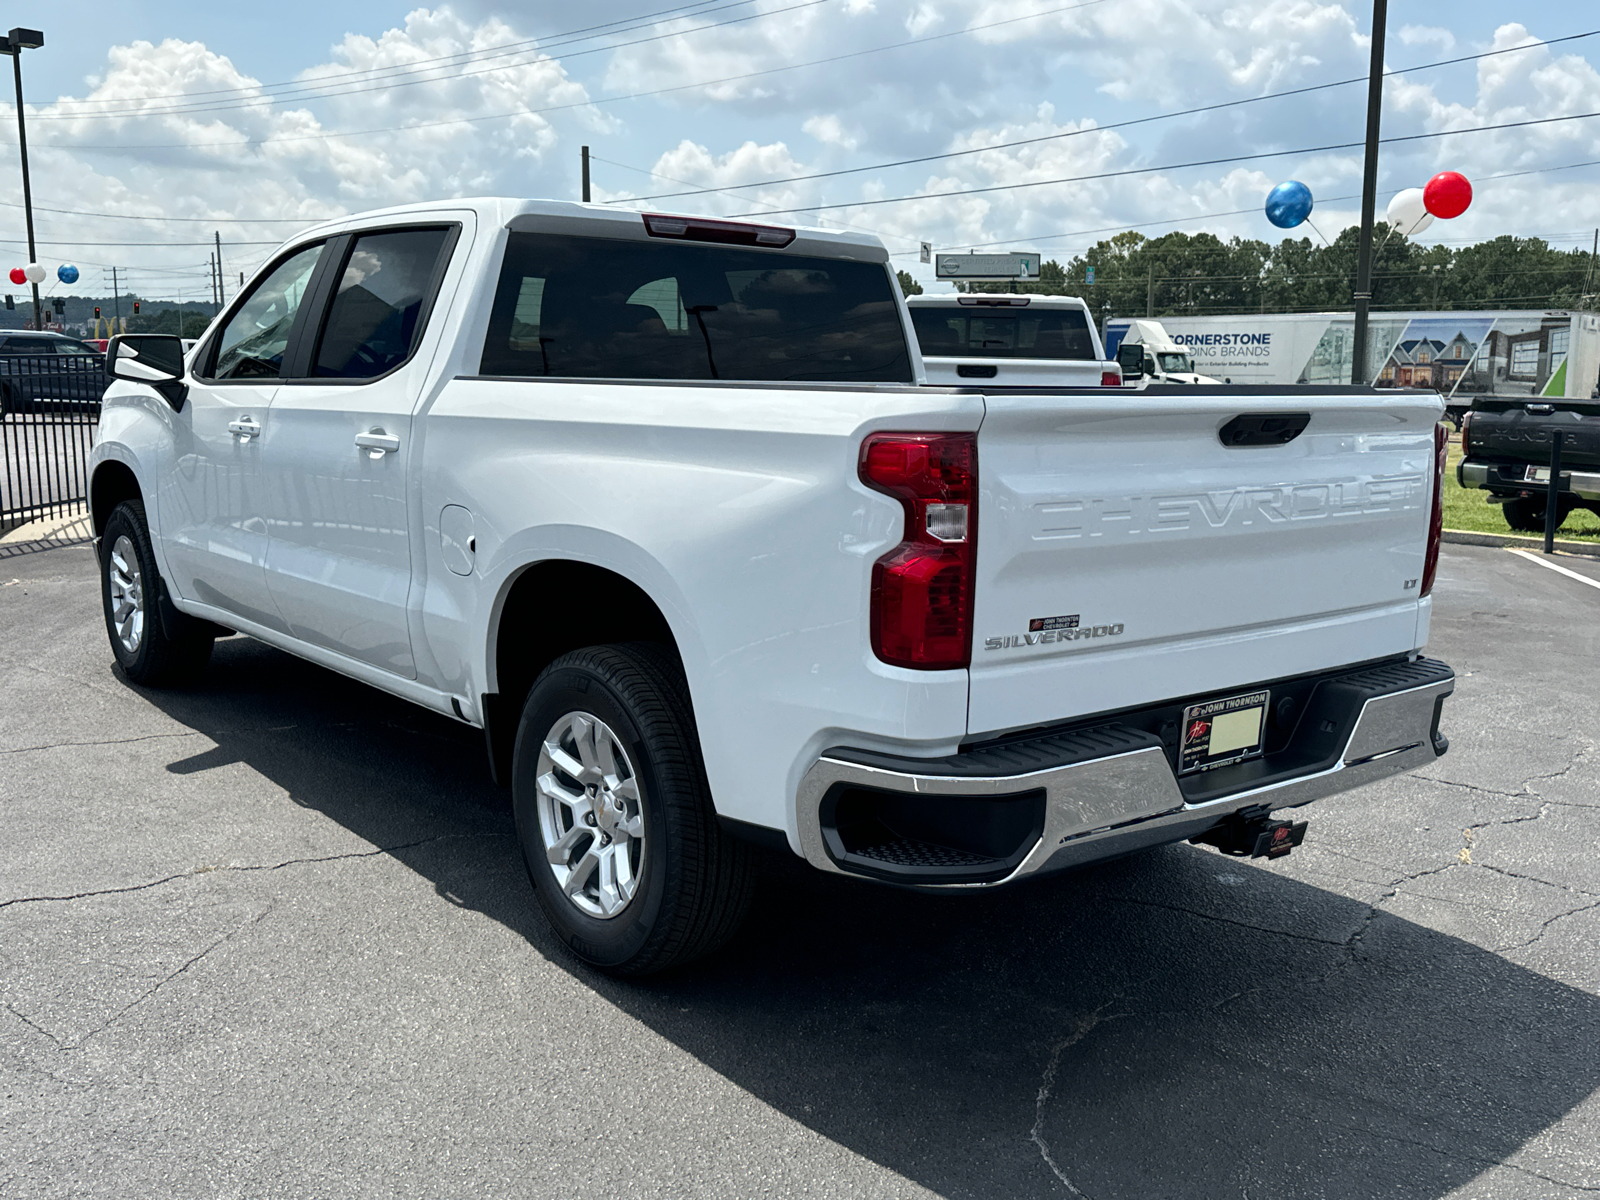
[2,542,1597,1199]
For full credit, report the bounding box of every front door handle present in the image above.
[355,429,400,455]
[227,417,260,439]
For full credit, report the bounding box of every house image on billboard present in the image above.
[1378,331,1477,392]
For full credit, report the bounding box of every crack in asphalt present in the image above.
[68,907,276,1051]
[0,730,205,756]
[3,1001,63,1048]
[1106,895,1351,947]
[0,833,507,911]
[1031,1003,1123,1197]
[1495,899,1600,954]
[1325,1118,1600,1194]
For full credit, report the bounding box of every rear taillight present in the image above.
[860,432,977,670]
[1101,369,1122,387]
[1420,422,1449,597]
[642,212,795,247]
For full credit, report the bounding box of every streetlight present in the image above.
[0,27,44,332]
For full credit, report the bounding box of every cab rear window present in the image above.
[911,307,1096,361]
[480,233,911,383]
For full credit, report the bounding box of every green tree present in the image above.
[895,269,923,296]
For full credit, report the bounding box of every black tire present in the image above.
[511,643,753,976]
[1502,494,1575,534]
[99,500,214,686]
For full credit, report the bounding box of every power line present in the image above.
[3,0,1107,152]
[737,111,1600,218]
[602,30,1600,203]
[898,160,1600,258]
[23,0,834,124]
[0,200,332,224]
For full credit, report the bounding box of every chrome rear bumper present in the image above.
[796,662,1453,888]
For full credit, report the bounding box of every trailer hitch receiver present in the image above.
[1193,814,1308,860]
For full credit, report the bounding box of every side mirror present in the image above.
[1115,342,1144,377]
[107,334,187,410]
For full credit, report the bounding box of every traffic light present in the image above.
[4,295,12,311]
[132,301,141,315]
[94,306,101,319]
[52,298,65,315]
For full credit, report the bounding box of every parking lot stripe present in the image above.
[1508,548,1600,593]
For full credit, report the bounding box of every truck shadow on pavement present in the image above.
[146,637,1600,1200]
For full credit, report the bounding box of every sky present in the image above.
[1,0,1597,302]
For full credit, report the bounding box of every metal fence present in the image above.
[0,355,108,529]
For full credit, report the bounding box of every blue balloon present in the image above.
[57,264,79,285]
[1265,180,1314,229]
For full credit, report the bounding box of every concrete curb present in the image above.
[1442,529,1600,559]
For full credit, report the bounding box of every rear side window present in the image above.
[481,232,911,383]
[910,307,1096,361]
[313,228,452,379]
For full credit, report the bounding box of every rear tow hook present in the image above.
[1193,815,1308,860]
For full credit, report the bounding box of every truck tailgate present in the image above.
[970,388,1440,736]
[1467,402,1600,469]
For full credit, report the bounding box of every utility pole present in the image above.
[581,145,591,203]
[2,29,45,330]
[1146,262,1154,318]
[214,232,225,307]
[110,266,121,326]
[1350,0,1389,384]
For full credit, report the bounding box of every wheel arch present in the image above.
[90,458,143,537]
[481,558,685,787]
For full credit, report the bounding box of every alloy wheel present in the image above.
[535,711,646,919]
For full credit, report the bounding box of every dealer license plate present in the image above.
[1179,690,1270,775]
[1529,467,1551,483]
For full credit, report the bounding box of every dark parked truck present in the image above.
[1458,397,1600,533]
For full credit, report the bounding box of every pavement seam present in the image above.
[1105,895,1351,947]
[0,832,507,911]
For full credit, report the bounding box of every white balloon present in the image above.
[22,262,45,283]
[1385,189,1435,237]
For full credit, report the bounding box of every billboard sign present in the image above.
[935,252,1040,281]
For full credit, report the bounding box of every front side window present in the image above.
[481,233,911,383]
[208,242,325,380]
[56,340,100,356]
[313,228,452,379]
[910,307,1097,361]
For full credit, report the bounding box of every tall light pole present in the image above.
[0,28,44,331]
[1350,1,1387,384]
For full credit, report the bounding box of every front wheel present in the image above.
[511,643,753,976]
[100,500,214,686]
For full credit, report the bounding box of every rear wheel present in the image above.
[511,643,753,976]
[1502,494,1575,534]
[100,500,214,686]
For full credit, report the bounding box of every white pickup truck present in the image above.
[906,294,1122,387]
[90,198,1455,975]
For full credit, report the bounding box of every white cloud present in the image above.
[5,9,597,288]
[802,114,859,151]
[1399,25,1456,54]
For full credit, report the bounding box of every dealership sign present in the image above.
[935,253,1040,281]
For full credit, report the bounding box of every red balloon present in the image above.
[7,267,24,286]
[1423,171,1472,219]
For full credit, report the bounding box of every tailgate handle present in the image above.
[1219,412,1310,448]
[957,364,998,378]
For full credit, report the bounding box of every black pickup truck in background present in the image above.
[1458,397,1600,532]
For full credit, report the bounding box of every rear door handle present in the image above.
[227,417,260,438]
[355,429,400,455]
